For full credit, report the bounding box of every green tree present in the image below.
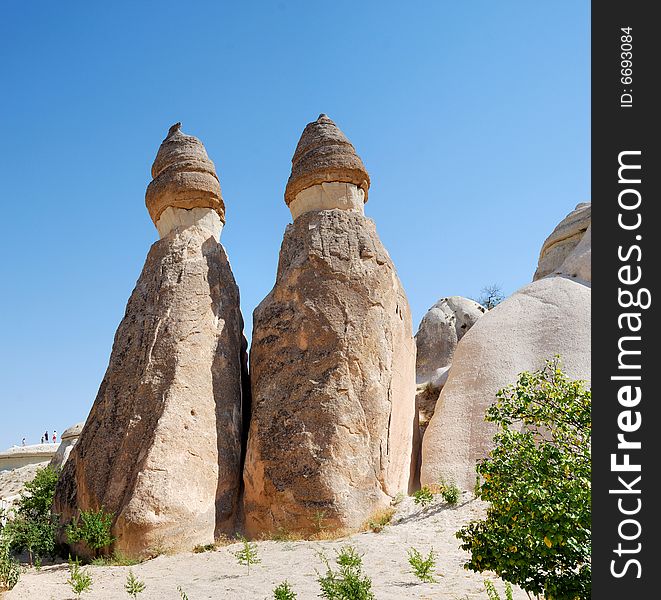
[3,466,60,565]
[233,537,260,574]
[273,580,297,599]
[67,558,93,598]
[407,547,437,583]
[456,358,591,600]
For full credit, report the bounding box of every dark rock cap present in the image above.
[284,114,370,206]
[145,123,225,225]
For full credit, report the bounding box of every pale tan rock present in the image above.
[49,422,84,470]
[289,182,365,220]
[284,114,370,206]
[534,203,591,281]
[54,127,246,559]
[420,276,591,490]
[145,123,225,225]
[244,117,415,536]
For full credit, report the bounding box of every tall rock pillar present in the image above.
[243,114,416,537]
[53,124,246,558]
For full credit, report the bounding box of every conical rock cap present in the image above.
[284,114,370,206]
[145,123,225,225]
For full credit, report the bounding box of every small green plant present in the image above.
[177,585,189,600]
[65,507,116,558]
[407,547,437,583]
[474,472,482,498]
[273,580,297,599]
[125,570,146,598]
[366,508,395,533]
[317,545,374,600]
[233,536,260,574]
[67,558,93,598]
[311,510,327,534]
[484,579,514,600]
[412,486,434,507]
[439,481,460,505]
[391,492,405,506]
[0,538,21,590]
[192,543,217,553]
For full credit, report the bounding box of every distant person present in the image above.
[22,437,26,446]
[44,430,49,442]
[41,435,44,444]
[52,430,57,444]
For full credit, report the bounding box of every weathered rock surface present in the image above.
[54,125,245,558]
[284,114,370,206]
[534,202,591,282]
[414,297,485,442]
[49,422,84,470]
[146,123,225,227]
[420,276,591,491]
[244,116,415,537]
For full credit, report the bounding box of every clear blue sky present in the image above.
[0,1,589,449]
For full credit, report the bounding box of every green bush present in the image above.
[456,358,591,600]
[440,481,460,505]
[273,580,297,599]
[2,465,60,565]
[65,507,116,558]
[67,557,93,598]
[0,538,21,590]
[412,486,434,507]
[407,547,437,583]
[317,545,374,600]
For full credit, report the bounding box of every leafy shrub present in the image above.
[484,579,513,600]
[125,570,146,598]
[67,557,92,598]
[407,547,437,583]
[412,486,434,507]
[456,358,591,600]
[233,536,260,574]
[273,580,297,599]
[317,545,374,600]
[366,508,395,533]
[439,481,460,505]
[192,543,217,553]
[65,507,116,558]
[0,538,21,590]
[3,465,60,564]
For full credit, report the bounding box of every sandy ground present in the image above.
[4,494,528,600]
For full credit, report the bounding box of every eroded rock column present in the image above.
[243,114,416,537]
[54,124,246,558]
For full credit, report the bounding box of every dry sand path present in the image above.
[5,495,528,600]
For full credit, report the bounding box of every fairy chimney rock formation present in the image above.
[146,122,225,240]
[243,114,416,537]
[54,124,246,558]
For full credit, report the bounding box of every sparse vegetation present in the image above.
[484,579,514,600]
[390,492,405,506]
[412,486,434,507]
[273,580,297,599]
[177,585,190,600]
[311,510,328,535]
[67,557,93,598]
[124,570,146,598]
[65,507,116,558]
[90,550,140,566]
[366,508,395,533]
[439,480,460,505]
[317,545,374,600]
[233,536,260,574]
[407,547,438,583]
[457,358,591,600]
